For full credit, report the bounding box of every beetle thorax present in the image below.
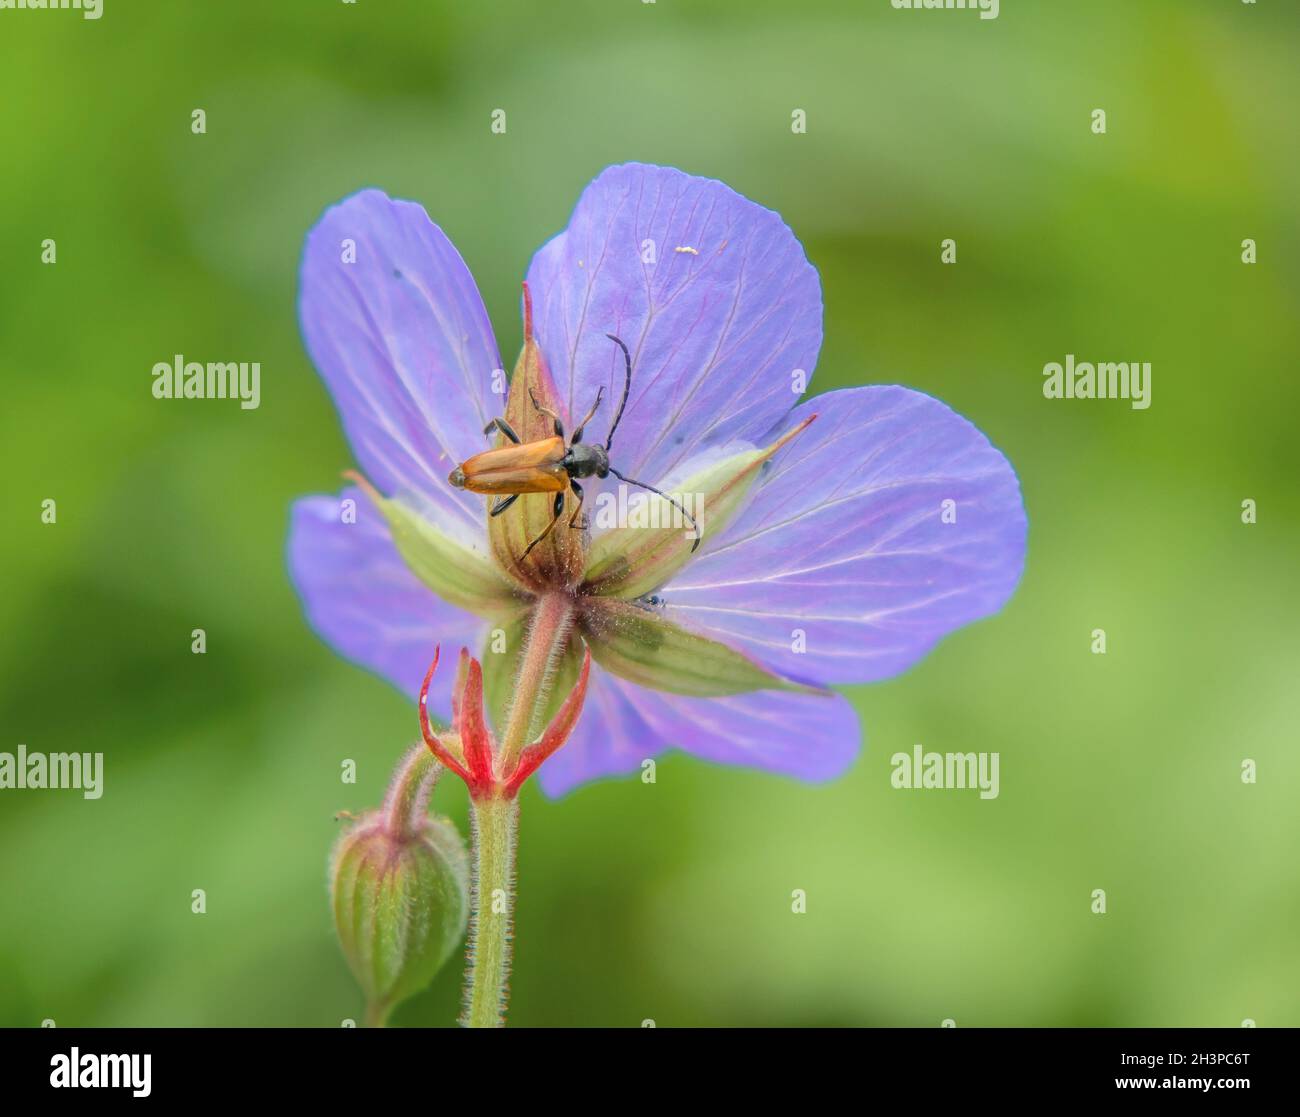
[565,442,609,479]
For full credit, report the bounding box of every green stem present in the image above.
[499,590,576,771]
[462,795,519,1028]
[364,999,391,1029]
[460,591,573,1028]
[381,745,440,839]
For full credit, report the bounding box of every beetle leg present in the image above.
[483,417,521,444]
[571,388,605,445]
[489,494,519,517]
[528,388,564,439]
[567,481,587,529]
[521,491,566,558]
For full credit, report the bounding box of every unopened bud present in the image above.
[330,746,469,1026]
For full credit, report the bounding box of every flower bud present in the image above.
[330,746,469,1026]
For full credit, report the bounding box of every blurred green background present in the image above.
[2,0,1297,1028]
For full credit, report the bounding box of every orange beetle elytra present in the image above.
[449,334,700,559]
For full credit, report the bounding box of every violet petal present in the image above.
[299,188,502,539]
[525,163,822,505]
[662,385,1027,685]
[288,487,486,717]
[536,668,859,796]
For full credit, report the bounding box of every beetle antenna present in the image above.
[603,333,632,453]
[608,467,700,553]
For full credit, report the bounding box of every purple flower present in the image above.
[288,163,1027,797]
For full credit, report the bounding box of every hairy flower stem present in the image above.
[364,1000,392,1029]
[462,592,574,1027]
[463,795,519,1028]
[499,591,576,772]
[381,745,440,839]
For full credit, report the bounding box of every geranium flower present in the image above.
[288,162,1027,798]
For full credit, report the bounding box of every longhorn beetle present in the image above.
[448,334,701,559]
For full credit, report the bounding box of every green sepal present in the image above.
[582,417,814,600]
[350,473,523,619]
[578,597,822,698]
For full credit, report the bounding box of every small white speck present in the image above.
[674,246,699,255]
